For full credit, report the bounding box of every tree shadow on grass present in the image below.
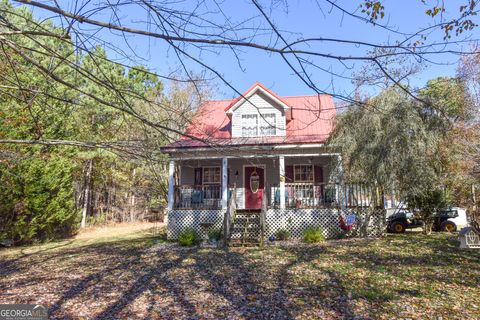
[0,240,75,272]
[91,253,199,319]
[100,243,369,319]
[44,243,353,319]
[4,233,477,319]
[185,244,362,319]
[277,245,361,319]
[189,248,289,318]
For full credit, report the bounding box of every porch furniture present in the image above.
[174,185,222,209]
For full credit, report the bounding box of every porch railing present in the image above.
[270,183,383,209]
[174,183,389,210]
[174,185,222,209]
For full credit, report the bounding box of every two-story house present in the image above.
[161,82,384,241]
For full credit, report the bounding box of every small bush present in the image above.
[178,228,200,246]
[303,227,325,243]
[208,228,222,241]
[275,229,290,241]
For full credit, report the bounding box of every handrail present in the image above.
[223,183,236,247]
[260,194,267,247]
[472,209,480,235]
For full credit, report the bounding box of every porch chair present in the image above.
[191,189,203,207]
[274,188,290,207]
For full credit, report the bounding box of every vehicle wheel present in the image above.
[441,221,457,232]
[390,221,406,233]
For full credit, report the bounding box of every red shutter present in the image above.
[194,168,202,185]
[314,165,324,199]
[314,165,323,184]
[285,165,294,183]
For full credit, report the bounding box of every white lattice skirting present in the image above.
[266,208,386,239]
[167,208,386,240]
[167,209,225,240]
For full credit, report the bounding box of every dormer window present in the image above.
[260,113,276,135]
[241,113,276,137]
[241,114,258,136]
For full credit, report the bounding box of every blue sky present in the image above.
[28,0,480,100]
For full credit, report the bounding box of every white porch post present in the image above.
[167,159,175,210]
[279,156,286,209]
[221,157,228,209]
[336,154,345,208]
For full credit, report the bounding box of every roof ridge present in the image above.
[204,94,330,103]
[282,94,330,98]
[202,98,235,102]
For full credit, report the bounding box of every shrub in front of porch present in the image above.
[208,228,222,242]
[302,227,325,243]
[178,228,200,246]
[275,229,290,241]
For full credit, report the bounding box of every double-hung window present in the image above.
[203,167,221,184]
[241,114,258,137]
[241,113,276,137]
[259,113,276,136]
[294,165,314,182]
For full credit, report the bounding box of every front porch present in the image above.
[169,155,347,211]
[165,150,388,241]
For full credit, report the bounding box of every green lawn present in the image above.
[0,227,479,319]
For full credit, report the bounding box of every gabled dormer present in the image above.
[225,82,290,138]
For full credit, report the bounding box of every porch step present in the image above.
[228,210,262,247]
[237,209,262,213]
[229,240,261,247]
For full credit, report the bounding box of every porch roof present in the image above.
[163,135,329,150]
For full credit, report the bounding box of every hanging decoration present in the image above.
[250,168,260,194]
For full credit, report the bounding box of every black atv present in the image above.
[387,209,458,233]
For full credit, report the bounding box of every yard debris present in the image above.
[0,230,479,319]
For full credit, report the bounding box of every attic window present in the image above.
[241,114,258,136]
[260,113,276,136]
[241,113,276,137]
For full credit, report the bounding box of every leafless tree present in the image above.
[0,0,479,155]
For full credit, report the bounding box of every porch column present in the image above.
[221,157,228,209]
[279,156,286,209]
[337,154,346,208]
[167,159,175,210]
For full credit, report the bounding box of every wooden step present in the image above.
[233,226,259,230]
[229,240,261,247]
[227,208,264,247]
[236,209,261,213]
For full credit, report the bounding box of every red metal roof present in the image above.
[163,84,336,150]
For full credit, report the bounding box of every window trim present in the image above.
[202,166,221,185]
[293,164,315,183]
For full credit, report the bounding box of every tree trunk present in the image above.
[130,168,136,222]
[81,159,93,228]
[422,213,433,235]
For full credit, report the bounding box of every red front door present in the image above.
[244,166,265,209]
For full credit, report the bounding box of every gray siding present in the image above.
[231,92,286,137]
[178,156,338,209]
